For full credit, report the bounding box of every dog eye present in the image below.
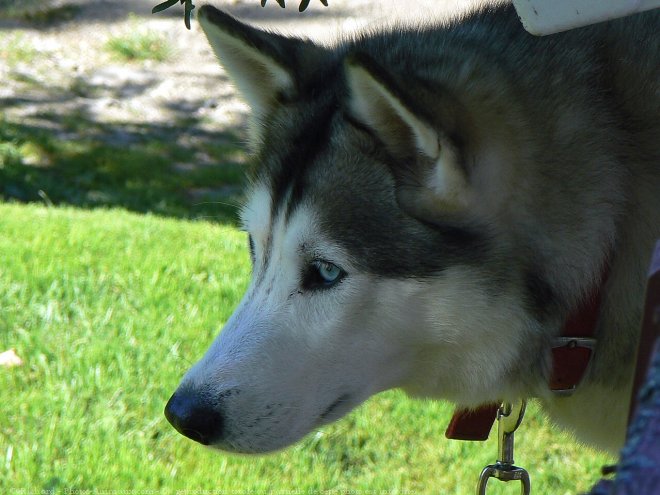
[317,261,342,283]
[304,260,346,290]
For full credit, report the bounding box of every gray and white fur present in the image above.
[164,2,660,455]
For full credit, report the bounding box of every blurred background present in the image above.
[0,0,472,221]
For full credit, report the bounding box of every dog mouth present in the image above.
[319,393,353,422]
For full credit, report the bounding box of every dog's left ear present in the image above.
[198,6,326,146]
[345,55,471,219]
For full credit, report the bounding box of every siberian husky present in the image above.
[164,2,660,455]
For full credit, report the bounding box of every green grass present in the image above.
[17,4,81,24]
[105,29,171,62]
[0,117,245,223]
[0,203,614,494]
[0,33,39,66]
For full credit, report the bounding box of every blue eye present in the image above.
[317,261,342,283]
[304,260,345,289]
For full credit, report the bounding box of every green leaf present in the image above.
[262,0,328,11]
[261,0,286,7]
[152,0,195,30]
[151,0,179,14]
[184,0,195,29]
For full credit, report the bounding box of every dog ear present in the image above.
[345,55,470,217]
[198,6,304,143]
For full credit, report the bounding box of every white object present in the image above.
[512,0,660,35]
[0,348,23,368]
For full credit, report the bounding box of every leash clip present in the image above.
[476,399,531,495]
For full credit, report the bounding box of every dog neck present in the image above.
[445,260,611,441]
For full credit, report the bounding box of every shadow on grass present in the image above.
[0,0,286,225]
[0,74,245,223]
[0,110,247,225]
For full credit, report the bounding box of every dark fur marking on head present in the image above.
[323,196,494,278]
[267,104,337,223]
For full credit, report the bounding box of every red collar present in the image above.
[445,263,609,441]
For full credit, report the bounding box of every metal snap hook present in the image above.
[476,400,531,495]
[477,463,531,495]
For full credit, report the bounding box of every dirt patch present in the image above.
[0,0,481,218]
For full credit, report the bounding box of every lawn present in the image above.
[0,118,245,224]
[0,202,614,495]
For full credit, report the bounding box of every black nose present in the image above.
[164,389,224,445]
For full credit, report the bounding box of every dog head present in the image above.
[164,6,543,453]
